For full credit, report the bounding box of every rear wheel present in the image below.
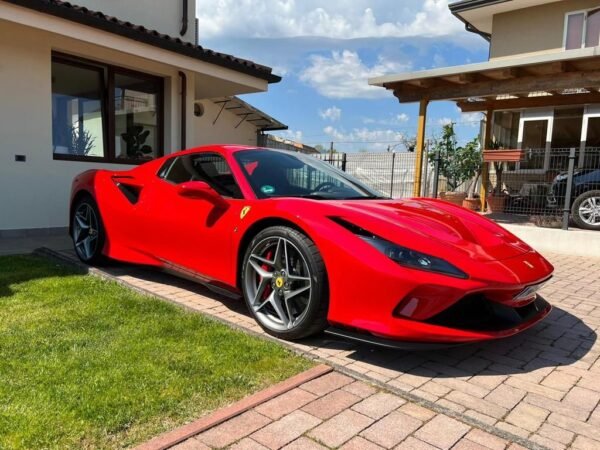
[571,190,600,230]
[241,226,328,340]
[71,196,106,264]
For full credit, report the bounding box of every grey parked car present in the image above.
[547,169,600,230]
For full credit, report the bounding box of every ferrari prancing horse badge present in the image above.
[240,206,251,219]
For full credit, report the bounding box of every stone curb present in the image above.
[134,365,332,450]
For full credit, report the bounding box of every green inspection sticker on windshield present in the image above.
[261,185,275,195]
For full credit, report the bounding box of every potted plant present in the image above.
[121,125,153,159]
[486,140,508,213]
[429,124,480,206]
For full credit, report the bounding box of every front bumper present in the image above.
[331,295,551,346]
[326,247,554,345]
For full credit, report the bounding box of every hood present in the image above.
[324,198,532,262]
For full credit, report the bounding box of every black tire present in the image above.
[571,190,600,231]
[241,226,329,340]
[71,195,107,264]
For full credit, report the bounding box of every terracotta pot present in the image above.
[439,191,467,206]
[487,195,506,213]
[462,198,481,211]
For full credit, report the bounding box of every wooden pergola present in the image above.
[369,48,600,209]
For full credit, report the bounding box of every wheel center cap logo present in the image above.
[275,277,284,288]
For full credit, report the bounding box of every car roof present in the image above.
[168,145,308,159]
[173,145,258,156]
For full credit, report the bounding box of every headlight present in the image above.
[359,235,468,279]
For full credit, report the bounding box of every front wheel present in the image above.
[71,196,106,264]
[571,190,600,230]
[241,226,329,340]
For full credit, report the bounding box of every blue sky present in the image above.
[196,0,490,152]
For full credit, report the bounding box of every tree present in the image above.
[69,122,96,156]
[314,144,325,153]
[429,123,481,193]
[400,135,417,152]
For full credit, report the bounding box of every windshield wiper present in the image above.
[340,195,387,200]
[295,194,329,200]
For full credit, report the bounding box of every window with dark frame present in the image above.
[51,59,106,158]
[51,53,164,163]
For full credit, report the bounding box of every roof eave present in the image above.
[448,0,511,14]
[259,125,288,132]
[3,0,281,83]
[368,46,600,87]
[448,0,507,42]
[451,11,491,42]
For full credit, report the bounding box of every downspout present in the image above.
[180,0,188,36]
[179,71,187,150]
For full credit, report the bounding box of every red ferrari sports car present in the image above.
[70,145,553,348]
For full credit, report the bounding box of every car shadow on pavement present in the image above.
[78,260,597,379]
[310,306,597,378]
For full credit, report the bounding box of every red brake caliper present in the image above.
[261,249,274,300]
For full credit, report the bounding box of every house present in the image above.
[369,0,600,210]
[258,134,320,154]
[0,0,285,236]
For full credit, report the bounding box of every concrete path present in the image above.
[0,233,71,256]
[40,248,600,450]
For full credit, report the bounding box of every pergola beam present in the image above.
[457,91,600,112]
[498,67,520,79]
[389,70,600,103]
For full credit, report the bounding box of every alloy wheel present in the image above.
[244,236,312,332]
[578,196,600,226]
[73,202,99,261]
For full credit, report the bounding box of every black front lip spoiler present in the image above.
[325,296,551,351]
[324,328,463,351]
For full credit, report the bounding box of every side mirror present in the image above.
[177,181,223,203]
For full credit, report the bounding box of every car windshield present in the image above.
[234,149,387,200]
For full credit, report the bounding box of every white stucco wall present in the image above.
[0,19,271,232]
[191,100,259,148]
[0,20,186,231]
[72,0,196,43]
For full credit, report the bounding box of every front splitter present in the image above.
[324,327,463,351]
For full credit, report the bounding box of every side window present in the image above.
[157,157,176,178]
[162,153,243,199]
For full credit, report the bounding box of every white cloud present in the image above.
[458,111,484,127]
[196,0,464,40]
[323,126,405,151]
[433,112,483,132]
[277,129,304,141]
[300,50,410,99]
[362,113,410,126]
[319,106,342,121]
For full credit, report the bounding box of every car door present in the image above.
[142,151,246,284]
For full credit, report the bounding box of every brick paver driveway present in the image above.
[172,371,515,450]
[49,249,600,450]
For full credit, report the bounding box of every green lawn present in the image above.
[0,255,312,449]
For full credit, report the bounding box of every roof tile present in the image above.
[3,0,280,83]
